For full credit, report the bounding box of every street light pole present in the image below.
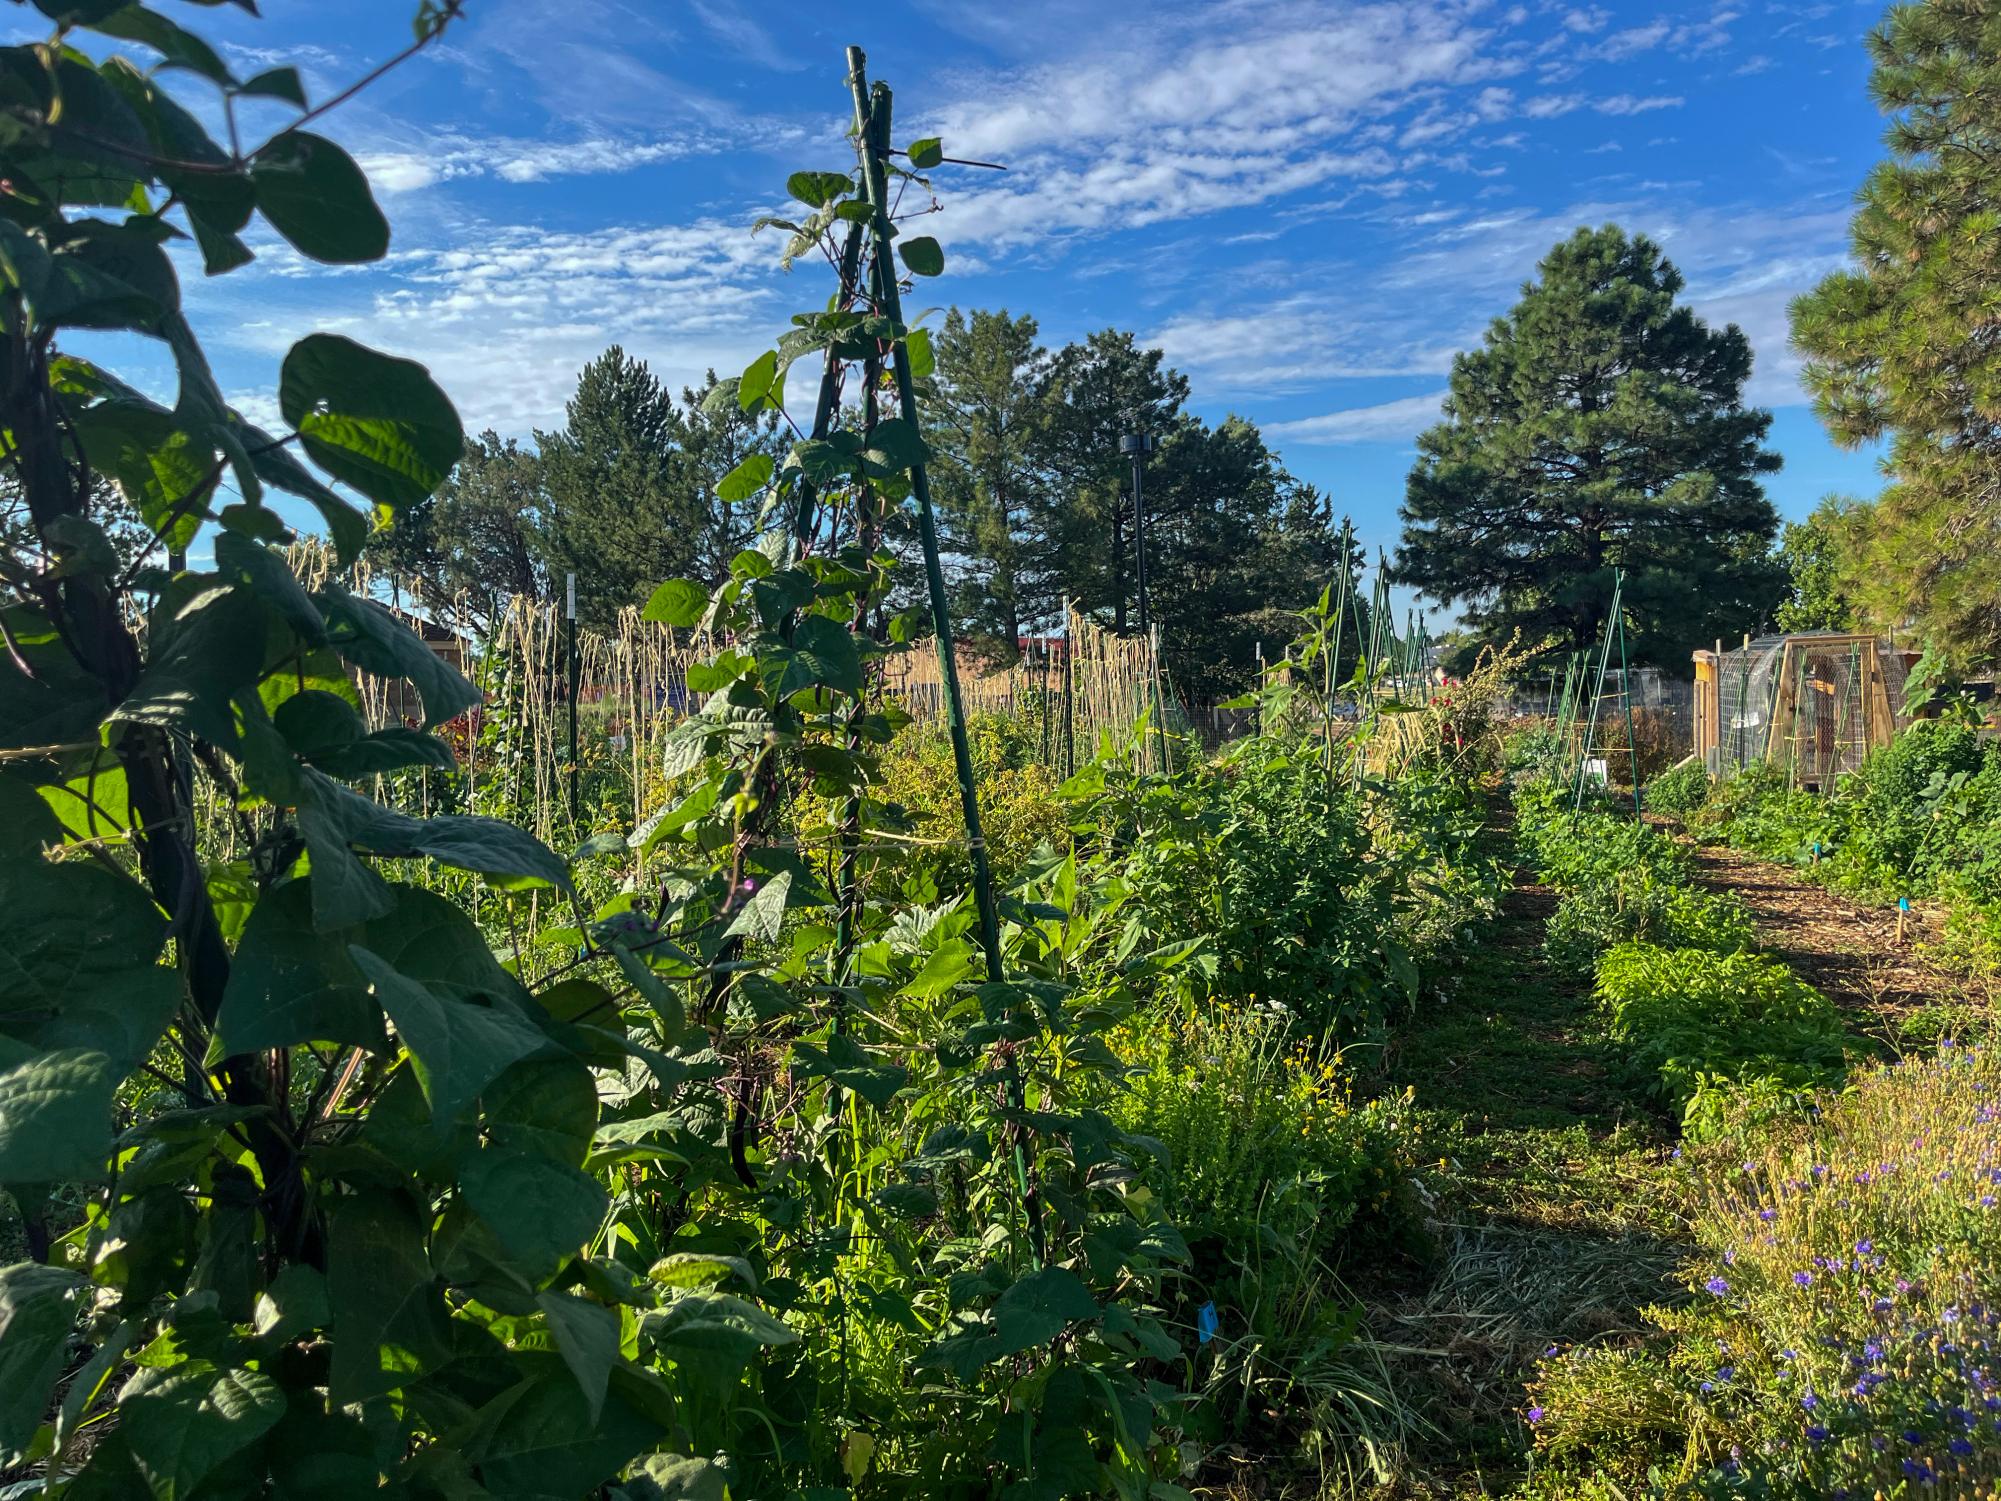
[1119,431,1155,635]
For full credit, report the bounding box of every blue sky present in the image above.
[56,0,1893,585]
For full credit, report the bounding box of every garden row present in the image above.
[1687,718,2001,989]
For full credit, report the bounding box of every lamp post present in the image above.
[1118,431,1155,635]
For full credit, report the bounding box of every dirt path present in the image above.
[1681,839,1968,1029]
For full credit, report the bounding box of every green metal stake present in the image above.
[849,51,1042,1266]
[1615,578,1640,814]
[1573,571,1623,816]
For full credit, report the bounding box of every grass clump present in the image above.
[1108,1002,1429,1486]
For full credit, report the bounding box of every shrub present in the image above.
[1645,760,1712,820]
[877,710,1069,892]
[1592,942,1850,1117]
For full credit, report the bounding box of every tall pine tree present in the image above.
[1791,0,2001,666]
[923,308,1050,654]
[1395,225,1783,667]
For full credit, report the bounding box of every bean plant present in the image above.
[0,9,1190,1499]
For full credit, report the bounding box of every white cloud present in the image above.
[1595,94,1683,116]
[1147,300,1461,395]
[196,218,787,437]
[1265,390,1449,444]
[919,1,1523,250]
[1587,21,1670,61]
[354,131,729,194]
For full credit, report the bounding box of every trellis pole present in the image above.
[849,49,1043,1265]
[1615,577,1640,814]
[1573,570,1624,816]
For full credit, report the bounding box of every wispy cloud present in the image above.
[355,132,731,193]
[1266,390,1449,444]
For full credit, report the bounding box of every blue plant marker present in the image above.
[1898,896,1911,912]
[1196,1302,1219,1344]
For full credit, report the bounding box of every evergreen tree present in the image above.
[1791,0,2001,666]
[923,309,1050,655]
[1394,225,1784,668]
[537,346,687,630]
[1774,496,1863,633]
[1030,330,1189,633]
[676,370,789,587]
[368,430,546,632]
[535,350,786,630]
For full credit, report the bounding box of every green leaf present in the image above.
[0,1048,114,1184]
[316,582,479,728]
[723,868,792,943]
[280,334,463,512]
[326,1190,453,1404]
[459,1147,608,1270]
[645,1253,756,1292]
[620,1454,730,1501]
[415,814,573,891]
[899,236,945,277]
[535,1292,619,1425]
[991,1266,1098,1355]
[272,688,363,757]
[642,1290,797,1367]
[118,1364,285,1501]
[68,400,209,560]
[93,6,237,87]
[907,137,944,170]
[864,416,929,476]
[791,615,864,696]
[239,66,307,108]
[716,452,773,504]
[906,325,935,379]
[0,1263,84,1465]
[213,531,324,644]
[113,585,268,747]
[350,946,551,1124]
[465,1364,665,1499]
[0,605,103,751]
[250,131,389,264]
[738,349,778,412]
[786,170,852,207]
[309,727,456,779]
[641,579,708,629]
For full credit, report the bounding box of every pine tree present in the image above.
[1395,225,1784,668]
[367,431,545,632]
[1791,0,2001,666]
[534,350,785,630]
[923,308,1050,655]
[536,347,687,630]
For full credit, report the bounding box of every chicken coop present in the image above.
[1692,633,1915,787]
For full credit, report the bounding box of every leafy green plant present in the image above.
[1545,871,1754,975]
[1106,1003,1425,1481]
[1592,942,1850,1117]
[1644,760,1712,821]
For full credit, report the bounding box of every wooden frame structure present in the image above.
[1693,633,1912,788]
